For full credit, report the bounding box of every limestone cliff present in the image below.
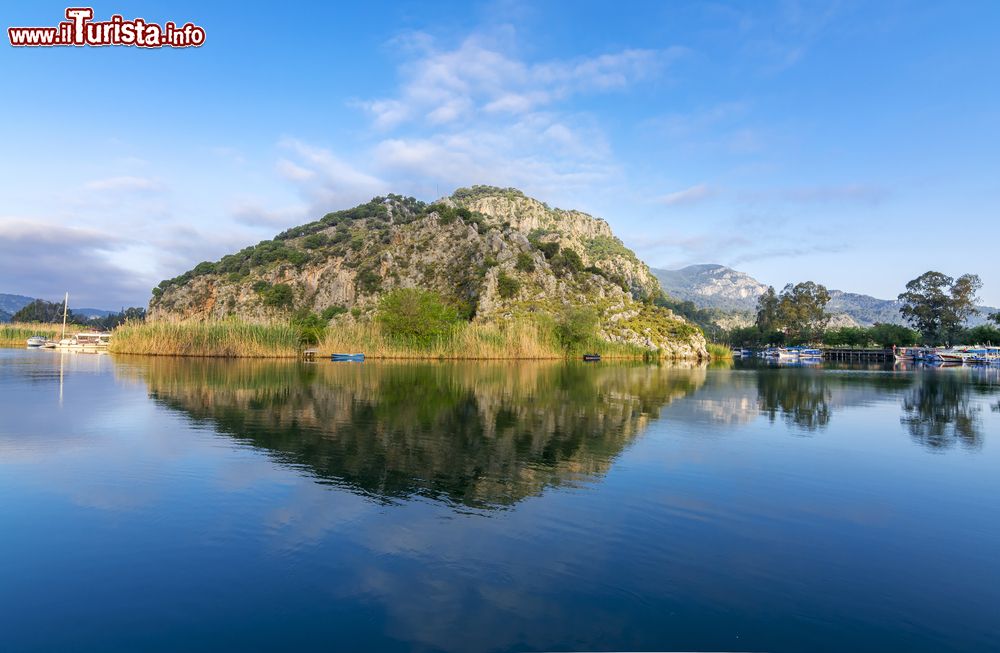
[149,186,706,358]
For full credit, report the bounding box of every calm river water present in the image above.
[1,348,998,652]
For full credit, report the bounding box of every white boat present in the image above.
[53,332,111,351]
[26,335,48,347]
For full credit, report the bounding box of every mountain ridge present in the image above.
[652,264,997,327]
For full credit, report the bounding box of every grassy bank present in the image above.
[0,322,73,346]
[109,320,301,358]
[106,318,661,359]
[319,319,656,360]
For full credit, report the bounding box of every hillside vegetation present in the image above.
[148,187,706,359]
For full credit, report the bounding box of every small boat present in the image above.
[330,353,365,362]
[52,332,112,351]
[582,353,601,362]
[26,336,47,347]
[798,348,824,359]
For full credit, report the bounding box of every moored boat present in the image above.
[330,353,365,362]
[582,353,601,362]
[52,332,112,351]
[26,335,47,347]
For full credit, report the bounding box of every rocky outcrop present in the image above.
[149,187,706,358]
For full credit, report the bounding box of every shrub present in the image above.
[303,233,329,249]
[321,304,348,320]
[261,283,294,309]
[555,305,598,351]
[552,247,583,275]
[377,289,460,347]
[537,241,560,259]
[496,272,520,299]
[291,309,327,345]
[515,252,535,272]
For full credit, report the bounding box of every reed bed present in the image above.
[706,343,733,360]
[109,320,301,358]
[319,319,654,360]
[0,322,69,346]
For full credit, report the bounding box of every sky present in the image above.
[1,0,999,308]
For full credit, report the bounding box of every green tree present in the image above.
[555,305,598,352]
[261,284,294,309]
[868,323,921,347]
[898,271,981,344]
[291,309,327,345]
[988,312,1000,327]
[12,299,73,323]
[961,324,1000,345]
[755,286,780,333]
[777,282,830,342]
[377,289,459,347]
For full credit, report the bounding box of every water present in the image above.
[1,348,998,652]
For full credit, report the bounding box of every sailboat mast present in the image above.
[61,292,68,340]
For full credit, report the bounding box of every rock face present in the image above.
[149,186,706,358]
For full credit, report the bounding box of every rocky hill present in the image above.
[150,186,706,358]
[653,264,768,312]
[652,264,997,328]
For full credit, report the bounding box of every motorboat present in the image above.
[26,335,48,347]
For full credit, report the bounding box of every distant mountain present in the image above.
[0,293,35,315]
[653,264,769,312]
[652,265,997,327]
[74,308,117,319]
[0,293,116,322]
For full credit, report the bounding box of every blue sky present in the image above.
[2,1,998,308]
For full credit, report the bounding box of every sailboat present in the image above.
[42,293,111,352]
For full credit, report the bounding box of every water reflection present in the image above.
[127,358,706,509]
[900,371,999,450]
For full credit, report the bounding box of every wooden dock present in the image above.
[822,348,895,362]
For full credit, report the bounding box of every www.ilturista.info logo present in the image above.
[8,7,205,48]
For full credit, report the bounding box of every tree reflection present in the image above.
[756,371,832,431]
[129,359,705,509]
[901,374,982,450]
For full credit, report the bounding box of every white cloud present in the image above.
[360,34,681,129]
[659,183,713,206]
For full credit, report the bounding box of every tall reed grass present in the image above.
[706,343,733,360]
[109,320,301,358]
[0,322,69,346]
[320,319,655,360]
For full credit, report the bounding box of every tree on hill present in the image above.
[898,271,981,344]
[91,307,147,331]
[989,311,1000,327]
[12,299,73,323]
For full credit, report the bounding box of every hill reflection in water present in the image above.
[134,359,706,509]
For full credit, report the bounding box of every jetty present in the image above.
[821,348,895,362]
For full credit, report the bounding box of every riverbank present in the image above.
[108,319,700,360]
[0,323,75,347]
